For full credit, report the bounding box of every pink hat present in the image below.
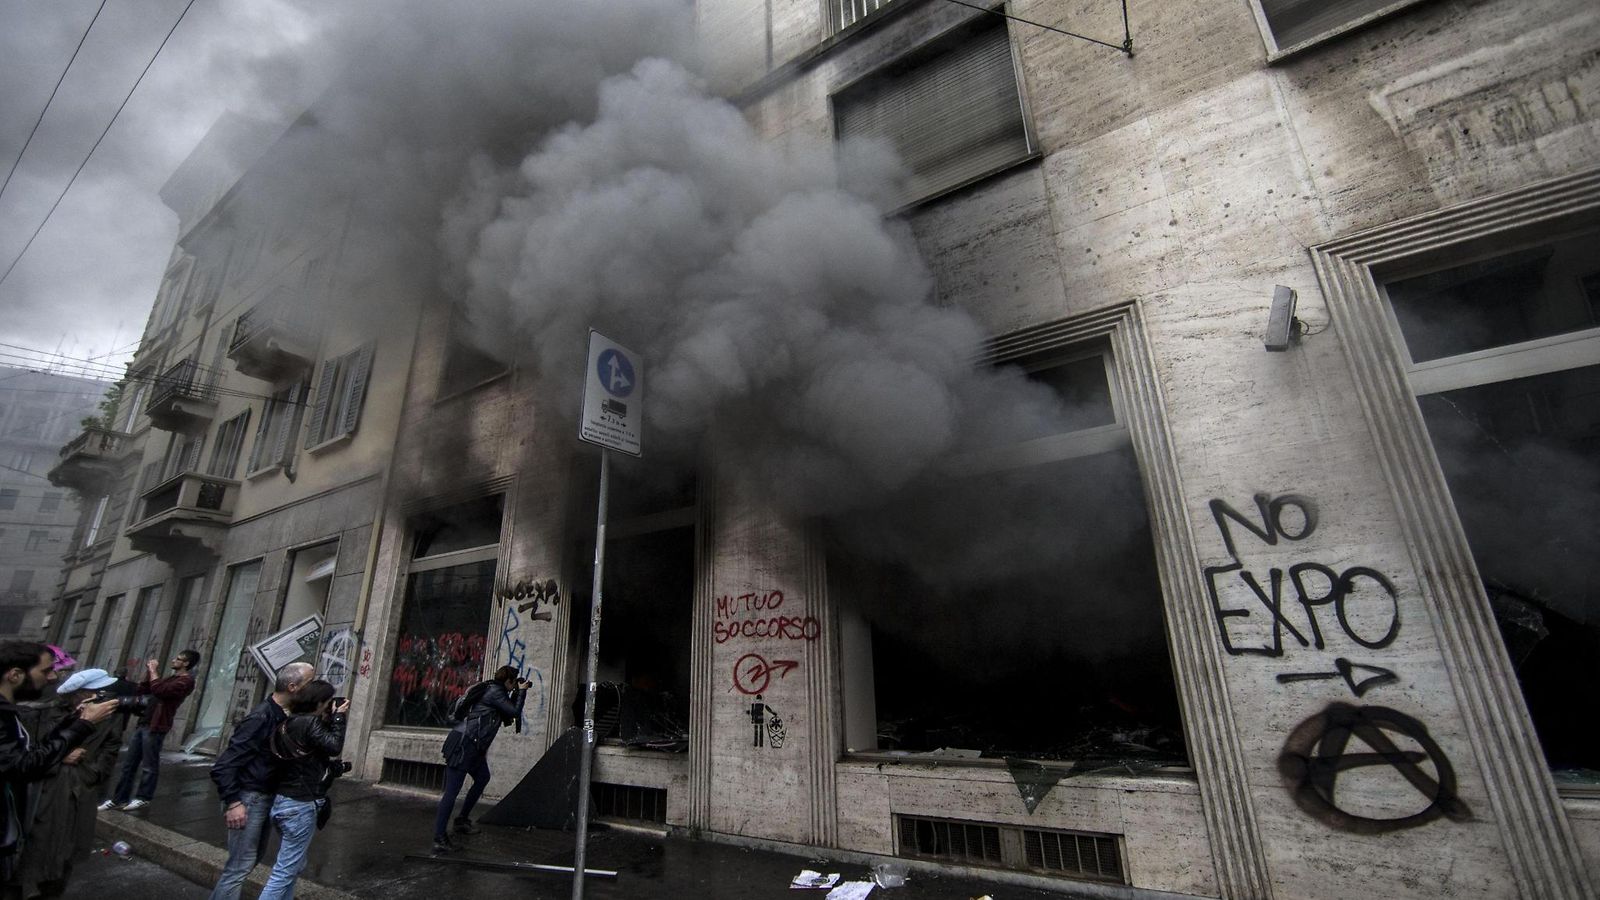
[45,644,77,671]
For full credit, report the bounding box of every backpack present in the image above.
[448,681,490,725]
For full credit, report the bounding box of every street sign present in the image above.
[579,330,643,456]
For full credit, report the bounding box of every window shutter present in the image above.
[834,21,1030,206]
[185,435,205,473]
[306,359,338,448]
[337,345,374,438]
[248,399,273,471]
[270,382,300,467]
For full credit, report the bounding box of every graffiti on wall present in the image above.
[747,694,787,748]
[389,631,487,724]
[496,577,560,622]
[1205,491,1469,831]
[732,652,799,696]
[712,590,819,644]
[494,602,548,726]
[319,623,358,693]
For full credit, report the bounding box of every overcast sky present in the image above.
[0,0,313,383]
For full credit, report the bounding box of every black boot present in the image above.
[432,834,457,853]
[454,817,480,835]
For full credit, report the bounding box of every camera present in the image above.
[92,690,152,715]
[329,759,353,776]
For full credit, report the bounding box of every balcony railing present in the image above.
[143,359,218,432]
[229,295,315,381]
[47,425,131,492]
[126,470,238,560]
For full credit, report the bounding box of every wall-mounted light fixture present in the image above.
[1264,285,1302,352]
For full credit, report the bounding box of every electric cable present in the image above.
[940,0,1132,54]
[0,0,109,204]
[0,0,201,290]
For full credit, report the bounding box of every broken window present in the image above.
[1384,229,1600,780]
[833,346,1187,770]
[566,457,695,751]
[385,495,503,728]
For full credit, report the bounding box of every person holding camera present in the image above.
[0,642,119,889]
[257,679,345,900]
[100,650,199,812]
[431,666,527,852]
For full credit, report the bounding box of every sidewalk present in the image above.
[92,753,1156,900]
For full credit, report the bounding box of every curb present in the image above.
[96,810,359,900]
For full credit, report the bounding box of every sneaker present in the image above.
[122,799,149,811]
[96,800,119,811]
[453,817,480,835]
[431,835,457,854]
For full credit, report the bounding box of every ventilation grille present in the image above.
[897,816,1003,865]
[381,757,446,792]
[591,783,667,824]
[895,815,1125,884]
[1024,828,1122,881]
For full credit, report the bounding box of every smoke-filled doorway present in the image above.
[566,459,695,752]
[830,346,1187,771]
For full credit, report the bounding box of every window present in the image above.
[83,496,108,547]
[0,609,24,634]
[24,531,47,551]
[1249,0,1433,58]
[196,561,261,732]
[39,492,62,513]
[122,584,164,676]
[9,570,34,594]
[162,432,204,482]
[829,0,896,34]
[831,345,1185,766]
[386,495,504,728]
[439,304,507,398]
[168,574,205,652]
[834,17,1032,208]
[87,593,123,667]
[0,489,16,511]
[305,345,374,447]
[208,410,251,478]
[248,381,305,474]
[1379,228,1600,781]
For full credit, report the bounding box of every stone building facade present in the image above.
[343,0,1599,897]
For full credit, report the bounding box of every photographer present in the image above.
[431,666,527,852]
[101,650,199,812]
[0,642,118,887]
[258,679,345,900]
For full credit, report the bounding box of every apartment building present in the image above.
[0,368,103,637]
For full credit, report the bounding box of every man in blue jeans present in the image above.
[100,650,199,811]
[206,661,315,900]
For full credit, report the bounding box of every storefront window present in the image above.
[385,496,502,728]
[197,561,262,732]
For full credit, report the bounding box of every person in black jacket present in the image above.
[431,666,527,852]
[258,680,345,900]
[0,642,117,888]
[207,661,315,900]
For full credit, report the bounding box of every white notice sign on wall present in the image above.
[579,330,643,456]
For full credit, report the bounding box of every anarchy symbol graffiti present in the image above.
[1278,703,1471,833]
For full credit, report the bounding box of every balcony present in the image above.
[229,296,315,381]
[144,359,218,432]
[48,426,131,493]
[125,470,238,561]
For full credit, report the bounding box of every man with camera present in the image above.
[99,650,200,812]
[0,641,119,889]
[208,661,314,900]
[432,666,528,852]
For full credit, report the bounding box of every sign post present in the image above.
[572,331,642,900]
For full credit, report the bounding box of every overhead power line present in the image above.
[941,0,1133,55]
[0,0,109,204]
[0,0,200,290]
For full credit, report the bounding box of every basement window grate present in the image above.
[1024,828,1123,882]
[591,782,667,824]
[898,816,1004,865]
[381,757,446,792]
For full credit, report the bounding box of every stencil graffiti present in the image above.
[732,653,799,696]
[747,694,786,748]
[1278,703,1471,833]
[319,623,358,693]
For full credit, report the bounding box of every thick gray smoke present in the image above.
[222,0,1145,600]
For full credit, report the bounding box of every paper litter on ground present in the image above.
[825,881,875,900]
[791,870,841,889]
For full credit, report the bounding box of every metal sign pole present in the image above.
[571,448,611,900]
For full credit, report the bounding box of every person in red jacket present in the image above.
[99,650,199,812]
